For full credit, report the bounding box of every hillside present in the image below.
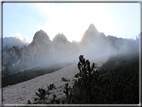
[2,63,78,104]
[2,24,139,75]
[2,54,108,104]
[2,52,139,104]
[2,24,139,104]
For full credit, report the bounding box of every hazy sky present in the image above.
[3,3,140,43]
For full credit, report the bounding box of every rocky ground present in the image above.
[2,55,108,105]
[2,64,78,104]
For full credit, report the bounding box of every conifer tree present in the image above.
[74,55,100,103]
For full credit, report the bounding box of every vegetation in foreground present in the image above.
[27,54,139,104]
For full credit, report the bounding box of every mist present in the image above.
[2,26,139,77]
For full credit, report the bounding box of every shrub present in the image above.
[61,77,70,82]
[47,84,56,90]
[35,88,47,100]
[27,100,31,104]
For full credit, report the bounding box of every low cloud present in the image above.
[8,32,29,43]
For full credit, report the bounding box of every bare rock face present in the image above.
[80,24,114,48]
[52,33,70,51]
[20,46,31,59]
[52,33,68,44]
[79,24,106,49]
[3,30,54,70]
[27,30,52,57]
[78,24,118,59]
[9,46,21,58]
[31,30,51,46]
[52,33,78,59]
[3,46,21,65]
[80,24,99,44]
[3,25,113,70]
[87,24,99,35]
[3,24,139,73]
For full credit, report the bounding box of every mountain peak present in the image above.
[88,24,98,33]
[53,33,68,43]
[80,24,99,44]
[32,30,51,45]
[34,30,48,38]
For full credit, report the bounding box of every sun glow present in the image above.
[35,3,108,42]
[34,3,140,43]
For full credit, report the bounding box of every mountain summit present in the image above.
[52,33,76,59]
[2,24,139,74]
[31,30,51,46]
[52,33,68,44]
[24,30,52,58]
[87,24,99,33]
[80,24,99,44]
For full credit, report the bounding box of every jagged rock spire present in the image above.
[52,33,68,43]
[32,30,51,45]
[80,24,99,44]
[87,24,99,33]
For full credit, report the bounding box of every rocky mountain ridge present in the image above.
[2,24,139,74]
